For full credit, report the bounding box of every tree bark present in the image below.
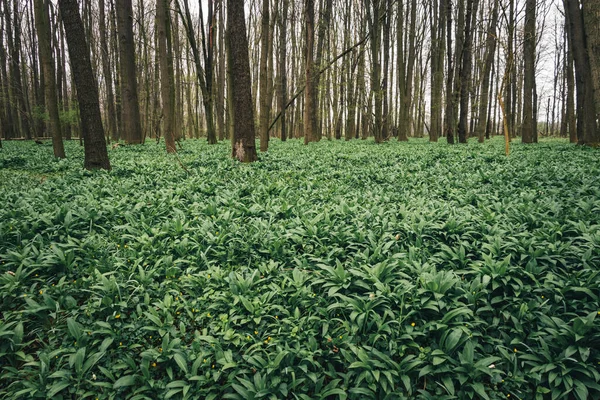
[156,0,176,153]
[304,0,318,144]
[99,0,118,141]
[227,0,257,162]
[521,0,536,143]
[565,0,598,145]
[475,0,497,143]
[58,0,110,169]
[116,0,143,144]
[259,0,270,151]
[34,0,65,158]
[278,0,288,141]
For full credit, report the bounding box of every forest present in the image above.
[1,0,600,399]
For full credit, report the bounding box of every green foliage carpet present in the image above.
[1,138,599,399]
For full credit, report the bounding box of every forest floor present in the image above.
[1,138,599,399]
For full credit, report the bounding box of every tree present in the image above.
[116,0,143,144]
[522,0,536,143]
[58,0,110,170]
[99,0,118,141]
[475,0,498,143]
[33,0,65,158]
[258,0,270,151]
[565,0,598,145]
[227,0,257,162]
[177,0,217,144]
[278,0,288,142]
[304,0,318,144]
[157,0,176,153]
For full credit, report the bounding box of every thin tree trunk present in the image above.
[304,0,318,143]
[258,0,270,151]
[475,0,497,143]
[157,0,176,152]
[521,0,536,143]
[99,0,118,141]
[34,0,65,158]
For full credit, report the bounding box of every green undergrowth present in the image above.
[1,138,599,399]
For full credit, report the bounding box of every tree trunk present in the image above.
[58,0,110,169]
[278,0,288,141]
[258,0,270,151]
[116,0,143,144]
[156,0,176,153]
[521,0,536,144]
[582,1,600,143]
[565,0,598,145]
[227,0,257,162]
[99,0,118,141]
[304,0,318,144]
[458,0,477,144]
[475,0,497,143]
[34,0,65,158]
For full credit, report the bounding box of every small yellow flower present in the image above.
[211,364,215,369]
[268,336,271,341]
[411,322,415,327]
[541,295,544,299]
[74,341,77,345]
[23,294,27,297]
[152,362,157,367]
[73,280,76,284]
[115,314,121,319]
[203,359,207,363]
[216,232,219,235]
[207,313,211,317]
[39,290,43,295]
[275,316,278,319]
[339,335,343,339]
[120,342,122,346]
[159,347,162,352]
[124,245,128,248]
[207,274,211,279]
[513,348,518,353]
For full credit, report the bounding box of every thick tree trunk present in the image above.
[34,0,65,158]
[116,0,143,144]
[582,1,600,140]
[565,0,598,145]
[58,0,110,169]
[227,0,257,162]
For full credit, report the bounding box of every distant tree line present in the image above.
[0,0,599,166]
